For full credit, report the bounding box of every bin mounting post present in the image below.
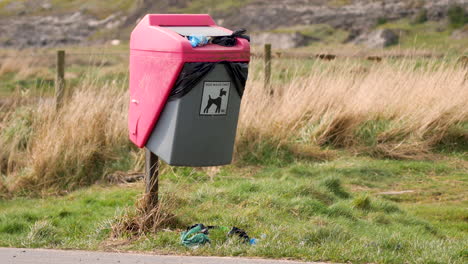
[145,148,159,210]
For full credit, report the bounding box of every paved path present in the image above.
[0,248,330,264]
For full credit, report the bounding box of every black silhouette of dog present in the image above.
[203,88,227,113]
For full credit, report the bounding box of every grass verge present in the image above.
[0,157,466,264]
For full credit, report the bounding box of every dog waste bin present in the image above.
[128,14,250,166]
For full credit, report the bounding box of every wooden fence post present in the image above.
[264,43,271,93]
[145,148,159,210]
[55,50,65,110]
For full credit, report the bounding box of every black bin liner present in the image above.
[211,29,250,47]
[168,62,248,101]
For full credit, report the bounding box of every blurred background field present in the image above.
[0,1,467,263]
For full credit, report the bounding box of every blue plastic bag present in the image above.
[188,36,210,47]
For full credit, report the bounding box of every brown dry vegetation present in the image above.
[237,58,468,159]
[110,192,179,237]
[1,57,467,196]
[0,80,131,196]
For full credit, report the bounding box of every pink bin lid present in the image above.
[130,14,250,62]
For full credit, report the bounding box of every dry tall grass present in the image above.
[1,79,131,195]
[0,58,467,195]
[237,58,468,159]
[110,192,179,238]
[0,52,55,81]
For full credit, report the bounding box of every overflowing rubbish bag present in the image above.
[212,29,250,47]
[186,28,250,48]
[181,224,257,247]
[168,62,249,100]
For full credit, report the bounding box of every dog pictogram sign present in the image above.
[200,82,230,115]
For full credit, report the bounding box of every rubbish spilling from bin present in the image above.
[187,35,210,47]
[211,29,250,47]
[186,29,250,48]
[181,224,257,247]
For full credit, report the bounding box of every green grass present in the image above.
[0,185,139,248]
[266,18,467,56]
[0,0,136,18]
[378,19,468,54]
[447,5,468,29]
[269,24,349,45]
[170,0,251,15]
[0,156,466,263]
[0,46,129,96]
[328,0,352,8]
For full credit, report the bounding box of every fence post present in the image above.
[145,148,159,210]
[264,43,271,93]
[55,50,65,110]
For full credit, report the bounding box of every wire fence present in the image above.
[1,44,466,109]
[0,51,447,60]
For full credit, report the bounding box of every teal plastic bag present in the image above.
[181,224,256,247]
[180,224,210,247]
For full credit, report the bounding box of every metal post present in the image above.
[145,148,159,210]
[55,50,65,110]
[264,43,271,93]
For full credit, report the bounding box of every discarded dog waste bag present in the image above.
[128,14,250,166]
[181,224,256,247]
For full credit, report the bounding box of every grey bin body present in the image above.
[146,64,242,166]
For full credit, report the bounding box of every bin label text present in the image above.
[200,82,230,115]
